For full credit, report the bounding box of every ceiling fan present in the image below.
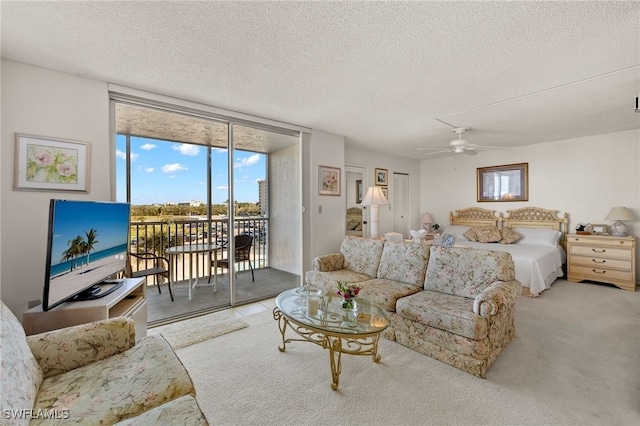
[419,127,502,157]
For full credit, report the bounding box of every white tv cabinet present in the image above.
[23,278,147,340]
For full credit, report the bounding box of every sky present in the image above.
[50,200,130,261]
[116,135,266,205]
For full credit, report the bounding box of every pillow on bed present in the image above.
[474,226,502,243]
[463,228,478,242]
[441,225,470,240]
[513,227,562,247]
[499,227,523,244]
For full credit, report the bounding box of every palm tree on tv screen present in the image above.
[83,228,99,265]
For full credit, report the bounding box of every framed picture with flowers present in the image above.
[13,133,90,192]
[318,165,340,196]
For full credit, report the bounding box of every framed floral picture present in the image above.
[318,165,341,196]
[13,133,90,192]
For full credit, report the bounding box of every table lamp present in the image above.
[605,206,634,236]
[421,212,434,231]
[360,186,389,238]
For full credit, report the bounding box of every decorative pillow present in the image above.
[499,227,523,244]
[474,226,502,243]
[513,227,562,247]
[463,228,479,242]
[441,225,471,240]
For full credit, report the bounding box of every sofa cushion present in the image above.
[341,236,385,277]
[1,303,43,426]
[357,278,423,311]
[396,290,488,340]
[114,395,208,426]
[33,334,196,425]
[424,246,515,298]
[376,240,431,287]
[305,270,373,293]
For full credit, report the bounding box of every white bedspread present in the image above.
[454,241,566,296]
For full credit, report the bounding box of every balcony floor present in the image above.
[145,267,299,326]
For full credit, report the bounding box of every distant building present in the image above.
[177,200,203,207]
[258,179,267,216]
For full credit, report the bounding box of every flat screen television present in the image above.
[43,199,131,311]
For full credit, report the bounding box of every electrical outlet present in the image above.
[318,205,322,214]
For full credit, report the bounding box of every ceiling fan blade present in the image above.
[423,149,452,156]
[463,149,478,156]
[418,147,449,151]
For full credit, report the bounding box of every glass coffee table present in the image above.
[273,287,390,390]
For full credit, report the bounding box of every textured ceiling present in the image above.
[2,1,639,159]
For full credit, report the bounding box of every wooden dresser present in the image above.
[567,234,637,291]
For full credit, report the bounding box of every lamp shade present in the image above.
[421,212,434,224]
[604,207,634,221]
[360,186,389,206]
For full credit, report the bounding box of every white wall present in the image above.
[345,146,422,237]
[308,130,345,260]
[1,60,111,316]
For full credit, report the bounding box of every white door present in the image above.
[393,173,410,238]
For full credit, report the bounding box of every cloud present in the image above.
[162,163,188,173]
[140,143,157,150]
[234,153,261,168]
[215,185,228,190]
[116,149,138,161]
[172,144,200,156]
[144,167,154,173]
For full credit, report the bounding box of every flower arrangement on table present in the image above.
[336,281,361,310]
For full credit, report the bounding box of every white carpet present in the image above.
[149,310,248,350]
[176,280,640,425]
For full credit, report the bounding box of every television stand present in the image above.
[23,278,147,339]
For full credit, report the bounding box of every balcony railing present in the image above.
[129,217,268,283]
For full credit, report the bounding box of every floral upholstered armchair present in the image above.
[0,301,207,425]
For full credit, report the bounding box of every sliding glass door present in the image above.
[114,101,300,325]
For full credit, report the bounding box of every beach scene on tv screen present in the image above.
[48,201,129,306]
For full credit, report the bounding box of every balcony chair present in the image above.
[209,234,254,282]
[125,252,174,301]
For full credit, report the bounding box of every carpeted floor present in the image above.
[175,279,640,425]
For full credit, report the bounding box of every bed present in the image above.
[346,207,363,236]
[443,207,569,297]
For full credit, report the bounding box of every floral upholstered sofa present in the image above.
[0,301,208,425]
[305,235,522,378]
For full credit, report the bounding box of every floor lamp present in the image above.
[361,186,389,238]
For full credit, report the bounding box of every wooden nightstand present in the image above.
[566,234,637,291]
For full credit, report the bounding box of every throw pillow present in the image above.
[474,226,502,243]
[463,228,479,242]
[499,227,523,244]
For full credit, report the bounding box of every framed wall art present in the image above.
[356,179,363,203]
[477,163,528,202]
[13,133,90,192]
[318,165,341,196]
[375,168,388,186]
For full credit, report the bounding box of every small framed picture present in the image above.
[356,179,363,203]
[318,165,341,196]
[589,224,608,235]
[13,133,90,192]
[375,168,388,186]
[381,187,388,200]
[442,233,456,247]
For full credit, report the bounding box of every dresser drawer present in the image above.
[570,256,632,270]
[570,265,633,282]
[570,245,632,260]
[567,236,634,248]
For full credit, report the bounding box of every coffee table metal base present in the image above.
[273,307,383,390]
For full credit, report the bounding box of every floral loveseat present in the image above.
[305,235,522,378]
[0,301,208,425]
